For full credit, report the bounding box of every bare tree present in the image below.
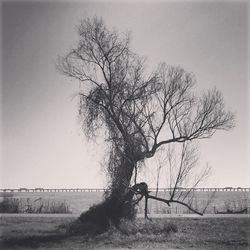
[142,142,213,217]
[58,17,234,230]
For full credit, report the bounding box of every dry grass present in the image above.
[0,197,71,214]
[0,215,249,249]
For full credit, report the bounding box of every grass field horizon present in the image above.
[1,190,249,215]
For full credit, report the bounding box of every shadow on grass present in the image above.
[0,217,108,249]
[0,218,179,249]
[1,233,69,249]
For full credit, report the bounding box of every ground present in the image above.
[0,215,249,249]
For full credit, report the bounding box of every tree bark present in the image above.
[78,155,136,234]
[144,195,148,219]
[108,156,136,220]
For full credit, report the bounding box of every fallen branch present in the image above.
[146,194,203,216]
[167,199,203,216]
[127,182,204,218]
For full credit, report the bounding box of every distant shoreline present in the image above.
[1,187,250,193]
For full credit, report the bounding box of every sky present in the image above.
[0,0,249,189]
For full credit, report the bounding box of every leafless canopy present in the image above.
[59,17,234,191]
[144,142,213,216]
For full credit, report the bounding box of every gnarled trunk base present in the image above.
[71,185,139,235]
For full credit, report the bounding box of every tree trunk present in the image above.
[108,157,136,220]
[77,155,136,234]
[144,195,148,219]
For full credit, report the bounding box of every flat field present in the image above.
[0,215,249,249]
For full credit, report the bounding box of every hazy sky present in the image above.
[1,1,249,188]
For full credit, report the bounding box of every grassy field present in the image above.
[1,190,249,214]
[0,215,249,249]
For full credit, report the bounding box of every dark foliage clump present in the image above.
[69,194,137,235]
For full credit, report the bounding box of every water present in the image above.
[1,191,249,214]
